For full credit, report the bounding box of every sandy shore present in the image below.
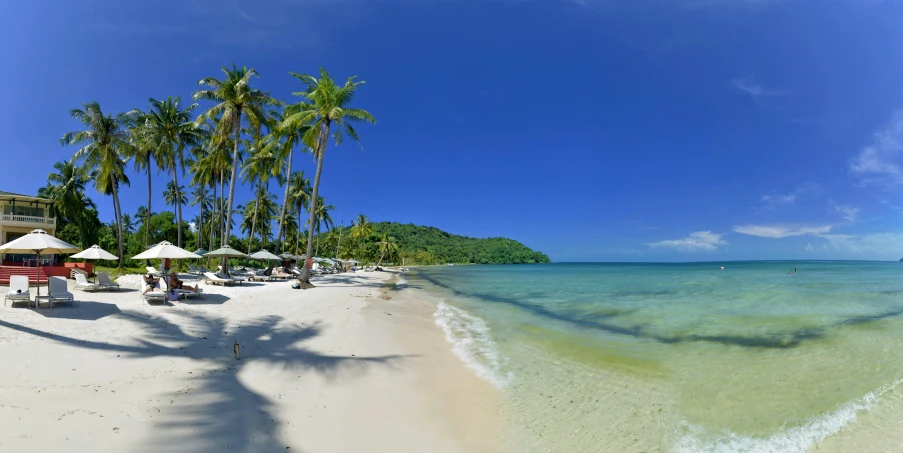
[0,270,503,452]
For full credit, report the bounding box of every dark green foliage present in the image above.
[336,222,550,265]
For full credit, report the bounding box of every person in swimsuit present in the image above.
[143,274,161,294]
[169,273,198,292]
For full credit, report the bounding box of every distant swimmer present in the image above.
[794,267,797,273]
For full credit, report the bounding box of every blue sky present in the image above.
[3,0,903,262]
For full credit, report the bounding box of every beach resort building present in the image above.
[0,191,57,257]
[0,191,85,282]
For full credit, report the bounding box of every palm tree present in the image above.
[350,214,372,243]
[189,184,210,250]
[240,192,278,251]
[124,109,156,248]
[61,101,133,267]
[45,161,96,248]
[142,97,204,248]
[350,214,373,262]
[288,171,312,255]
[121,213,136,235]
[308,196,335,255]
[268,108,310,252]
[190,127,230,250]
[282,68,376,287]
[241,134,279,254]
[163,181,187,216]
[193,65,275,267]
[374,234,398,268]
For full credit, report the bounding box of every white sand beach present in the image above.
[0,271,502,452]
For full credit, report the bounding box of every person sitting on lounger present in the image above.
[169,273,198,292]
[143,274,162,294]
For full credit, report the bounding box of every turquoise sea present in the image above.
[406,261,903,452]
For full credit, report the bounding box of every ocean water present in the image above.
[407,262,903,452]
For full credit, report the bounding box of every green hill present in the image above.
[359,222,550,265]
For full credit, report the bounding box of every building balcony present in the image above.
[0,214,56,228]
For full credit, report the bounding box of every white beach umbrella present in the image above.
[71,245,118,283]
[205,246,249,276]
[132,241,202,260]
[249,250,281,261]
[0,229,81,298]
[205,246,249,258]
[71,244,118,260]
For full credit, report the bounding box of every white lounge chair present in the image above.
[146,266,161,276]
[96,272,120,291]
[248,271,276,282]
[74,273,101,291]
[204,272,234,286]
[48,276,75,307]
[218,272,245,284]
[5,275,30,306]
[143,290,167,303]
[160,279,203,298]
[187,265,202,275]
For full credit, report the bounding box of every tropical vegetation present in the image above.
[42,65,547,276]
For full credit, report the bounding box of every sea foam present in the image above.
[673,375,903,453]
[434,300,512,388]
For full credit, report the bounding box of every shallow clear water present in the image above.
[408,262,903,452]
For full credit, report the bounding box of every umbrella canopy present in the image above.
[294,254,307,261]
[132,241,202,260]
[205,246,249,258]
[249,250,281,261]
[0,229,80,299]
[341,259,360,265]
[193,248,209,256]
[279,252,295,260]
[71,244,118,260]
[0,229,80,254]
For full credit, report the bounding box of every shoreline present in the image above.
[0,270,504,452]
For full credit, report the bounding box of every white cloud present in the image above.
[761,193,796,205]
[733,224,833,239]
[804,243,814,252]
[818,233,903,254]
[732,77,786,98]
[189,222,197,233]
[760,182,820,210]
[850,110,903,187]
[647,231,727,252]
[831,203,860,222]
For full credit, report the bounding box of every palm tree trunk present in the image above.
[145,168,152,248]
[111,182,124,268]
[172,164,183,248]
[198,187,205,250]
[247,183,261,255]
[336,223,343,261]
[223,109,243,275]
[295,208,301,256]
[275,149,292,251]
[300,124,329,287]
[207,181,216,268]
[220,169,226,248]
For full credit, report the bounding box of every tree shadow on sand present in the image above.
[0,311,408,452]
